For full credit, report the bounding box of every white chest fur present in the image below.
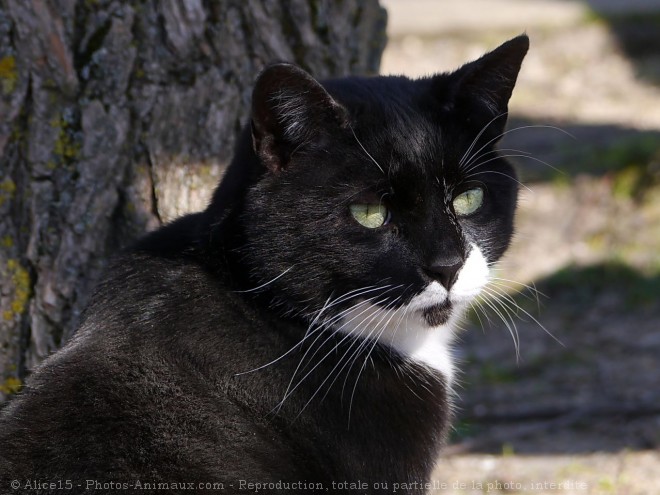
[336,244,489,384]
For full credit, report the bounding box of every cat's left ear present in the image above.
[442,34,529,130]
[251,63,348,173]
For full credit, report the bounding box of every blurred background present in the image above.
[381,0,660,493]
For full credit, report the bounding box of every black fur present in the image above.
[0,36,528,493]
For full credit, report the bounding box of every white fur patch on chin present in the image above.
[336,244,490,384]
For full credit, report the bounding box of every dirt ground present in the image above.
[380,0,660,493]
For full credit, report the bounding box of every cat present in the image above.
[0,35,528,493]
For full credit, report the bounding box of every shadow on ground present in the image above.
[502,118,660,184]
[582,0,660,86]
[452,261,660,455]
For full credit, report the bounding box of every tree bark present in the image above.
[0,0,386,401]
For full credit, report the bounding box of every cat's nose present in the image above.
[424,260,463,290]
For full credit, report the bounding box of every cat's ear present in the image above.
[444,34,529,129]
[251,63,348,173]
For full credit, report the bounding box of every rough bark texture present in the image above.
[0,0,386,401]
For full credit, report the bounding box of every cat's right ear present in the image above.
[251,63,348,173]
[441,35,529,134]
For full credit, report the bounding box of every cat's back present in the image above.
[0,241,306,484]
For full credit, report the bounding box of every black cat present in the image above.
[0,35,529,493]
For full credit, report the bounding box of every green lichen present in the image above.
[479,362,517,384]
[197,163,215,179]
[0,178,16,207]
[0,235,13,248]
[3,259,31,320]
[50,116,81,165]
[0,178,15,194]
[0,55,18,94]
[501,443,515,457]
[0,376,22,395]
[597,477,616,493]
[10,119,24,141]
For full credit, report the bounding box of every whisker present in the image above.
[261,289,384,412]
[303,293,337,338]
[233,325,324,376]
[469,298,490,331]
[488,278,546,314]
[309,284,404,343]
[459,112,509,167]
[383,302,437,398]
[489,277,547,299]
[347,301,406,426]
[463,152,564,178]
[292,300,393,419]
[285,295,387,393]
[315,303,395,409]
[339,296,403,399]
[477,289,521,361]
[462,147,532,172]
[234,266,295,293]
[296,296,387,377]
[462,124,575,172]
[311,284,394,319]
[463,169,533,193]
[483,284,564,348]
[385,288,415,352]
[275,293,396,413]
[349,124,385,174]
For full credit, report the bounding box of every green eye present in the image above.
[350,203,389,229]
[452,188,484,216]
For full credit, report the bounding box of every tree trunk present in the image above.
[0,0,386,401]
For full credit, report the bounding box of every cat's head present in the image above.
[227,36,528,348]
